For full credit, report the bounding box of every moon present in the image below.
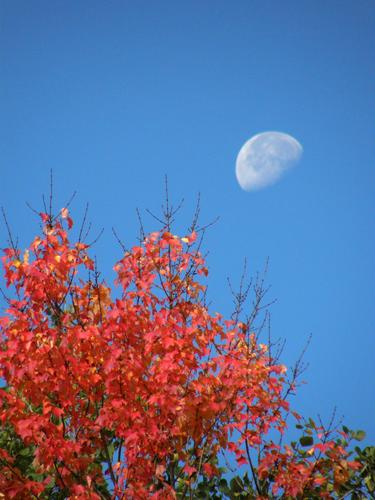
[235,131,303,191]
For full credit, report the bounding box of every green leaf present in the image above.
[308,417,316,428]
[218,478,230,496]
[364,476,374,491]
[299,436,314,447]
[195,491,207,498]
[28,472,45,481]
[354,430,366,442]
[243,472,250,486]
[18,447,32,457]
[230,476,244,493]
[107,441,115,459]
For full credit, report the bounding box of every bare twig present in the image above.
[112,227,127,253]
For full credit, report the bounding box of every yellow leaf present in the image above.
[23,250,29,265]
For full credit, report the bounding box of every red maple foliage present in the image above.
[0,209,360,498]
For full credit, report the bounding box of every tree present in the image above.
[0,205,371,498]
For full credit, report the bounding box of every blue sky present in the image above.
[1,0,374,445]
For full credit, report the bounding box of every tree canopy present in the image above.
[0,207,373,498]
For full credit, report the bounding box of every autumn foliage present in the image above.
[0,209,365,498]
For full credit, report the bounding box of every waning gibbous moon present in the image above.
[235,131,303,191]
